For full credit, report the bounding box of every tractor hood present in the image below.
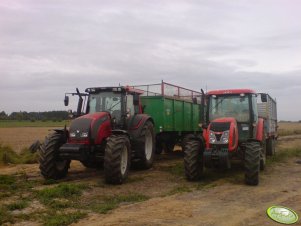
[69,112,111,144]
[206,117,238,151]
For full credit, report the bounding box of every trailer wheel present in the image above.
[104,135,131,184]
[244,141,260,186]
[266,138,276,156]
[184,139,203,181]
[132,121,155,169]
[39,132,70,180]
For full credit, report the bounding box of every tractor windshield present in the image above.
[208,95,250,122]
[87,92,122,119]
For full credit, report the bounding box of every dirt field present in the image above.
[0,133,301,226]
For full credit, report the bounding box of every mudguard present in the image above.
[255,118,264,142]
[127,114,154,140]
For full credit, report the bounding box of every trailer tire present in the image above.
[39,132,70,180]
[266,138,276,156]
[184,139,203,181]
[132,121,155,169]
[104,135,130,184]
[245,141,260,186]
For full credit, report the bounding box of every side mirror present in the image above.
[64,95,69,106]
[133,94,139,105]
[261,93,267,102]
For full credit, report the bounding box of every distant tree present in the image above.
[0,111,8,119]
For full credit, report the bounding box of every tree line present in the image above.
[0,111,68,121]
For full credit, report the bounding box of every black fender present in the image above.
[53,127,69,140]
[127,114,154,140]
[112,129,130,137]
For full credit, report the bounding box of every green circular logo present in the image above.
[267,206,299,224]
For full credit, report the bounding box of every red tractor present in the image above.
[184,89,277,185]
[39,86,155,184]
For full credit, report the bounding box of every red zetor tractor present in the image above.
[184,89,277,185]
[39,86,155,184]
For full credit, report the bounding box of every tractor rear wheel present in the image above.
[184,139,203,181]
[104,135,131,184]
[266,138,276,156]
[39,132,70,180]
[132,121,155,169]
[244,141,260,186]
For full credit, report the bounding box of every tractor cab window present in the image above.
[208,95,250,122]
[88,92,122,122]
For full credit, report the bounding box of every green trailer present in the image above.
[134,82,204,153]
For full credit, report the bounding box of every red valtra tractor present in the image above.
[39,87,155,184]
[184,89,277,185]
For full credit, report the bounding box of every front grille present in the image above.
[210,122,230,132]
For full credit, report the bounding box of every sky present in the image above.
[0,0,301,121]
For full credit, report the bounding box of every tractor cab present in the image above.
[84,86,143,130]
[205,89,258,147]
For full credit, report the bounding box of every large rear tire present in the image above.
[244,141,260,186]
[39,132,70,180]
[104,135,131,184]
[184,139,203,181]
[132,121,155,169]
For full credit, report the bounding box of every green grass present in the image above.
[166,185,192,196]
[0,120,69,128]
[89,193,149,214]
[37,183,89,206]
[6,200,29,211]
[267,147,301,164]
[0,207,14,225]
[0,174,16,190]
[162,162,184,177]
[0,145,38,165]
[43,211,87,226]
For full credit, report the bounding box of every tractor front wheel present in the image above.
[184,139,203,181]
[104,135,131,184]
[39,132,70,180]
[244,141,260,185]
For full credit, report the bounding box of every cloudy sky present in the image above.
[0,0,300,120]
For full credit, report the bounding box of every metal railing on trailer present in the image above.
[129,81,203,104]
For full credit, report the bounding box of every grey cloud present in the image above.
[0,0,301,120]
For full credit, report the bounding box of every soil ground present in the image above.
[0,135,301,225]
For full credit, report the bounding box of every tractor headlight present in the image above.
[80,132,89,138]
[209,130,216,144]
[221,130,229,144]
[70,132,76,138]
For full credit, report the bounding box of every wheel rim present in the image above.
[145,129,153,160]
[120,146,128,175]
